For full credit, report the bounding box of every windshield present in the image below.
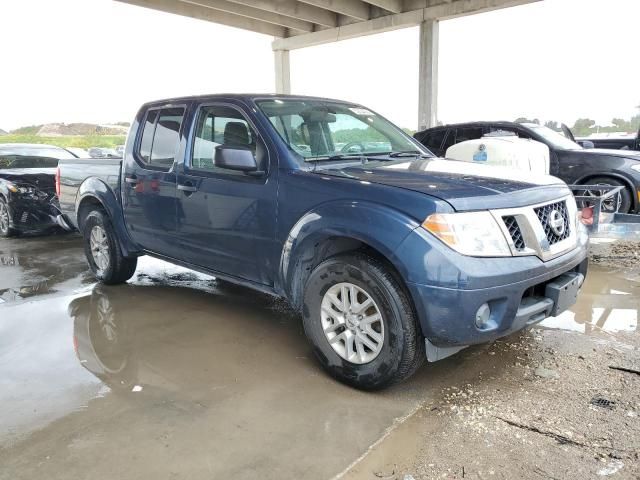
[527,125,581,150]
[0,145,76,160]
[257,99,430,161]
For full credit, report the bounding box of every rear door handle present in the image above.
[124,176,138,186]
[177,184,198,193]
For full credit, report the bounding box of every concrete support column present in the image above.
[418,19,439,131]
[274,49,291,94]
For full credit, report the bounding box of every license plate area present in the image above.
[545,272,583,317]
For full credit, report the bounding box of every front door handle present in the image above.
[177,184,198,193]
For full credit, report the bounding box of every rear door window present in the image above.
[455,127,484,143]
[137,107,185,170]
[423,129,446,151]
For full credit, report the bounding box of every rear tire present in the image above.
[82,209,137,285]
[302,252,425,390]
[0,197,15,238]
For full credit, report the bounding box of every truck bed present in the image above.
[58,158,122,230]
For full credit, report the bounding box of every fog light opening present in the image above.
[475,303,492,330]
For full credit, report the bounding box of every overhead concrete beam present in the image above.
[363,0,403,13]
[117,0,287,36]
[226,0,338,28]
[273,0,539,49]
[182,0,315,32]
[297,0,371,21]
[273,9,422,48]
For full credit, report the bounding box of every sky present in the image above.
[1,0,639,131]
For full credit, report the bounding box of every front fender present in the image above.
[76,178,139,257]
[278,200,420,306]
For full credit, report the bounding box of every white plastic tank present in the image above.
[445,134,550,175]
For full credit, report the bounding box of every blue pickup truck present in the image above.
[57,94,589,389]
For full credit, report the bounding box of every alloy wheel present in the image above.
[320,282,385,364]
[90,225,110,272]
[0,201,9,234]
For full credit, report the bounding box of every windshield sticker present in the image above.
[349,107,375,116]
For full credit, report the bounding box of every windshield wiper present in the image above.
[364,150,430,159]
[388,150,429,158]
[304,153,368,163]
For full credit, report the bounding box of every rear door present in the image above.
[174,102,278,286]
[122,105,186,256]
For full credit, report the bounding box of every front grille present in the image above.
[503,215,526,251]
[534,201,571,245]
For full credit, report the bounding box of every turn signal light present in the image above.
[422,214,456,246]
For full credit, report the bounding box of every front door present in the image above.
[122,106,185,256]
[175,103,278,286]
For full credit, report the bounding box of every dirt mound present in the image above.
[36,123,128,136]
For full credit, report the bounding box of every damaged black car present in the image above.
[0,144,77,237]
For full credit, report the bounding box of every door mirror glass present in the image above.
[214,146,258,172]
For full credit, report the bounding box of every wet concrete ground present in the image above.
[0,235,638,479]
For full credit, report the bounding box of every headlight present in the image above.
[6,182,37,195]
[422,211,511,257]
[631,164,640,173]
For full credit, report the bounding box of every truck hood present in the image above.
[0,168,56,192]
[318,158,570,211]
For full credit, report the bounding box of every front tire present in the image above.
[584,177,632,213]
[0,197,15,238]
[82,209,137,285]
[302,253,425,390]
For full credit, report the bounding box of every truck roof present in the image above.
[140,93,360,108]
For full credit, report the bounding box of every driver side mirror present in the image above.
[214,146,263,175]
[579,140,595,149]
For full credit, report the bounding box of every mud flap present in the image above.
[425,339,467,362]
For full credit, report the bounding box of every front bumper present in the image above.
[406,252,588,350]
[394,223,590,354]
[9,195,62,233]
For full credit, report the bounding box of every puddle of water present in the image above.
[540,264,639,335]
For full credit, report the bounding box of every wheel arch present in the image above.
[278,201,420,311]
[76,179,139,257]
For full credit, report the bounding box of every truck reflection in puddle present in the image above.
[540,264,639,335]
[67,281,301,396]
[69,286,136,392]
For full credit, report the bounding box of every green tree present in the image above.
[544,121,559,131]
[515,117,539,124]
[611,118,629,131]
[572,118,596,136]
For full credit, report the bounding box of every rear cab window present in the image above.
[137,107,185,170]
